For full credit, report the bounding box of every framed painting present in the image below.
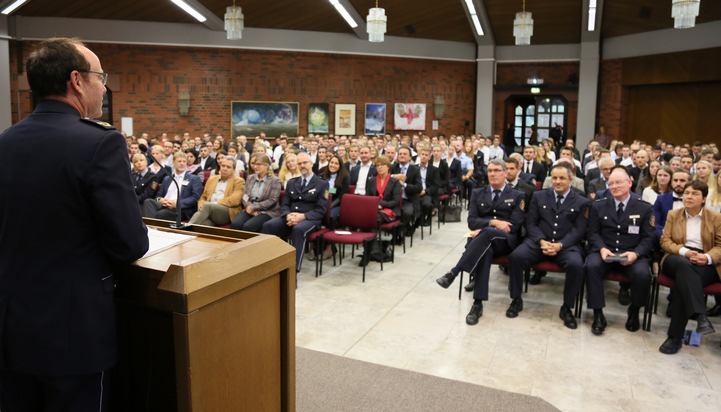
[364,103,386,135]
[308,103,330,134]
[334,104,356,135]
[231,101,299,137]
[394,103,426,131]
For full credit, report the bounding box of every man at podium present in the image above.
[0,38,149,411]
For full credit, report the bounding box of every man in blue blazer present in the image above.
[262,152,329,272]
[142,151,203,221]
[653,169,691,243]
[508,163,589,328]
[585,166,654,336]
[436,159,526,325]
[0,38,149,410]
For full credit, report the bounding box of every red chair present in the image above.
[378,218,401,264]
[593,270,652,331]
[320,194,380,282]
[457,255,509,300]
[305,194,333,278]
[437,193,449,229]
[527,260,584,318]
[648,273,721,331]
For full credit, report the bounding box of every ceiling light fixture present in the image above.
[672,0,700,29]
[366,0,387,42]
[224,1,244,40]
[1,0,27,15]
[329,0,358,29]
[587,0,597,32]
[513,0,533,46]
[464,0,485,36]
[171,0,207,23]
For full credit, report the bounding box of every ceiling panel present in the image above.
[4,0,721,46]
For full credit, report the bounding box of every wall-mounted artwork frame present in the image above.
[364,103,386,135]
[308,103,330,134]
[334,104,356,135]
[393,103,426,131]
[231,101,299,137]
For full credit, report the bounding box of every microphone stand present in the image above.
[140,144,188,229]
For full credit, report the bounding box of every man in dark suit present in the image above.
[587,157,614,199]
[522,145,547,183]
[350,145,377,195]
[505,157,535,206]
[415,145,441,226]
[508,163,589,329]
[142,151,203,221]
[391,146,422,237]
[585,166,654,336]
[0,38,149,410]
[436,159,526,325]
[627,149,649,192]
[198,145,216,171]
[653,169,691,243]
[262,152,329,272]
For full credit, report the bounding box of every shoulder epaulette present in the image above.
[80,118,116,130]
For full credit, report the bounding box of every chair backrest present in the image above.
[321,194,333,227]
[348,184,356,194]
[337,194,379,231]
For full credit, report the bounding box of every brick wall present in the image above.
[597,59,626,143]
[8,41,477,139]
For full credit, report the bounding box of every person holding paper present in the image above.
[585,166,654,336]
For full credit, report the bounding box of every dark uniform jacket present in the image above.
[156,171,203,220]
[134,170,161,204]
[467,185,526,247]
[281,174,329,225]
[391,162,422,218]
[525,188,589,251]
[0,100,149,376]
[588,195,654,257]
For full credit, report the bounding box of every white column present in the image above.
[0,17,12,131]
[475,45,495,136]
[576,41,599,151]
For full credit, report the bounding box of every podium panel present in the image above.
[113,220,296,411]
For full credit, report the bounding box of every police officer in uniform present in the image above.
[0,38,149,410]
[508,163,589,328]
[436,159,526,325]
[262,152,329,272]
[585,166,654,335]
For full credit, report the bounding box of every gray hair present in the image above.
[488,158,507,171]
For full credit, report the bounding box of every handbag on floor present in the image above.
[443,205,462,222]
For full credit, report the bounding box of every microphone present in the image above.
[139,144,187,229]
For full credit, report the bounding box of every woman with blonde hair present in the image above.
[707,172,721,212]
[694,160,718,207]
[278,153,302,189]
[535,145,553,170]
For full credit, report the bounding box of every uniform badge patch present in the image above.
[151,181,158,190]
[584,207,590,219]
[650,215,655,227]
[519,199,525,211]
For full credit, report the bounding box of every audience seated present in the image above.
[131,153,160,205]
[141,151,203,221]
[188,157,245,227]
[230,154,281,232]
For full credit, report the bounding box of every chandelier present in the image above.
[366,0,387,43]
[513,0,533,46]
[672,0,700,29]
[224,1,244,40]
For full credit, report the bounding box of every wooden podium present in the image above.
[112,219,296,411]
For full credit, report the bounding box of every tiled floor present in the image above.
[295,210,721,412]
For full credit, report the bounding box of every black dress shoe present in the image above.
[559,306,577,329]
[591,312,607,336]
[466,304,483,325]
[618,287,631,306]
[505,298,523,318]
[707,304,721,317]
[464,280,475,292]
[625,305,640,332]
[436,272,456,289]
[696,315,716,336]
[529,270,543,285]
[659,337,683,355]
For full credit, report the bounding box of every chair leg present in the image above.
[458,271,464,300]
[524,267,530,293]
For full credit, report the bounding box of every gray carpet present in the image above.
[297,347,560,412]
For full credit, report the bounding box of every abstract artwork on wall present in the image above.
[393,103,426,131]
[334,104,356,135]
[231,101,299,137]
[364,103,386,135]
[308,103,330,134]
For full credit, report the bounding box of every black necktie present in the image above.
[556,195,563,209]
[492,189,501,203]
[526,162,531,174]
[617,202,624,219]
[134,172,141,183]
[301,179,307,190]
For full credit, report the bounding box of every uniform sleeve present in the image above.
[87,131,148,263]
